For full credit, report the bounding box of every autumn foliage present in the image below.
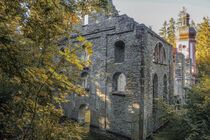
[0,0,110,139]
[155,17,210,140]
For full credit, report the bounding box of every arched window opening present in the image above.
[153,46,159,63]
[160,47,164,64]
[81,72,90,92]
[78,104,90,126]
[153,74,158,115]
[163,48,166,64]
[113,73,126,92]
[114,41,125,63]
[160,47,166,64]
[153,42,166,65]
[163,75,167,102]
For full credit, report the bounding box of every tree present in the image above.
[154,18,210,140]
[153,75,210,140]
[196,17,210,75]
[177,6,187,27]
[159,20,168,40]
[0,0,110,139]
[167,18,176,48]
[159,18,176,48]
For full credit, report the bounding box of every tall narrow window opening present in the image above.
[163,74,167,101]
[113,72,126,92]
[153,42,166,65]
[114,41,125,63]
[84,15,89,25]
[81,72,89,91]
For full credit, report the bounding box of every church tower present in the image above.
[176,12,196,74]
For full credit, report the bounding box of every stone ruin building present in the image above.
[61,1,196,140]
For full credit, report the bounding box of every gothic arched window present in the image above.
[78,104,89,125]
[113,72,126,92]
[163,74,167,102]
[153,45,159,63]
[153,42,166,65]
[114,41,125,63]
[160,47,166,64]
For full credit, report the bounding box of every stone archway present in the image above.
[78,104,90,126]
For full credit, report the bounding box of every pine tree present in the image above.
[167,18,176,48]
[159,18,176,47]
[177,6,187,27]
[153,75,210,140]
[196,17,210,75]
[159,20,168,40]
[154,17,210,140]
[0,0,110,139]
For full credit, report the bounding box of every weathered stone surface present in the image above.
[61,1,193,140]
[174,53,186,105]
[61,11,175,139]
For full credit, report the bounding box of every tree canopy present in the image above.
[156,17,210,140]
[159,18,176,48]
[0,0,111,139]
[196,17,210,75]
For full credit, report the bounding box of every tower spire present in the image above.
[176,10,197,75]
[182,12,190,26]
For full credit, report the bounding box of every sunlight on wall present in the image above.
[133,103,140,109]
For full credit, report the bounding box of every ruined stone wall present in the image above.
[105,32,142,139]
[62,14,145,140]
[183,58,192,103]
[143,29,174,136]
[174,53,185,104]
[56,0,198,139]
[62,13,174,140]
[184,58,192,88]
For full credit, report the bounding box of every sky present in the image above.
[112,0,210,33]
